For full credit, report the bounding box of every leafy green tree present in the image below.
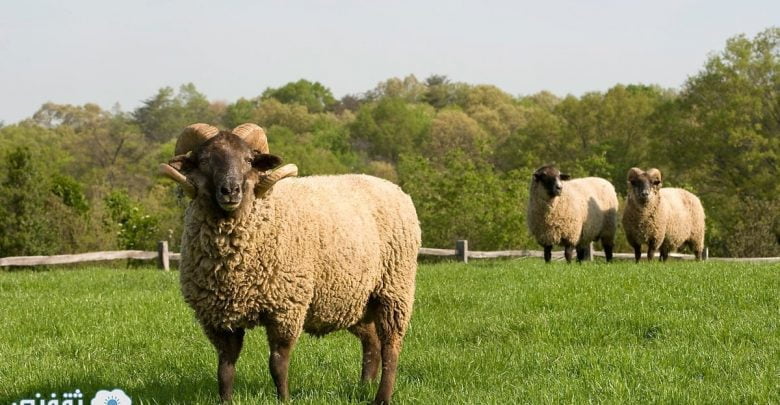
[493,102,565,173]
[253,98,316,133]
[262,79,336,113]
[223,98,258,128]
[426,109,490,161]
[104,190,160,251]
[133,83,217,142]
[398,151,533,250]
[0,147,57,256]
[660,27,780,256]
[463,85,527,144]
[0,147,90,256]
[368,75,427,103]
[266,126,350,175]
[350,98,433,162]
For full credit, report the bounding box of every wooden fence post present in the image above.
[703,247,709,261]
[157,241,170,271]
[456,240,468,263]
[586,242,593,261]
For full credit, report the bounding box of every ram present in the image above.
[159,123,421,404]
[526,165,618,263]
[622,167,705,261]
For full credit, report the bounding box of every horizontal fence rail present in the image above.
[1,240,779,268]
[416,240,780,263]
[0,242,181,270]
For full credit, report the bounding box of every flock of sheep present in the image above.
[528,165,706,263]
[158,123,706,404]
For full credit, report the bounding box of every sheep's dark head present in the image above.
[159,123,296,214]
[627,167,662,205]
[533,165,570,198]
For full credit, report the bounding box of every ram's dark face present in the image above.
[175,131,281,212]
[533,165,570,198]
[627,168,662,205]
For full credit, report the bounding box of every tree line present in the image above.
[0,28,777,258]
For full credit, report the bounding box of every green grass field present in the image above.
[1,260,779,404]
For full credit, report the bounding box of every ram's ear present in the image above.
[167,153,195,173]
[559,173,571,181]
[252,152,283,171]
[159,152,197,198]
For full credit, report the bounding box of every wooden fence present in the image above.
[0,241,180,270]
[1,240,778,268]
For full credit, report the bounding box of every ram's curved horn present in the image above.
[232,123,269,154]
[159,163,196,198]
[175,123,220,155]
[160,123,218,198]
[627,167,643,181]
[256,164,298,196]
[646,168,663,184]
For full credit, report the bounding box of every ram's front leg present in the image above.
[543,245,553,263]
[266,324,300,401]
[204,326,245,402]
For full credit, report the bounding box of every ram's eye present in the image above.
[653,180,661,186]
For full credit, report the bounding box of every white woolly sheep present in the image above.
[622,167,706,261]
[527,165,619,263]
[159,123,421,404]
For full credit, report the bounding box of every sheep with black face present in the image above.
[526,165,619,263]
[622,167,705,262]
[159,123,421,404]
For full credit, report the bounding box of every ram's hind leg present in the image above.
[374,321,402,404]
[660,247,670,262]
[372,295,412,405]
[576,246,588,263]
[563,244,574,263]
[349,319,381,382]
[204,326,245,402]
[690,240,704,261]
[647,239,659,262]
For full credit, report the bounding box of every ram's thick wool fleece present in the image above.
[623,168,705,260]
[179,174,421,340]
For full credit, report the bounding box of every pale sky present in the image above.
[1,0,778,124]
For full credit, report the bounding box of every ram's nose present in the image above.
[220,183,241,198]
[217,179,243,211]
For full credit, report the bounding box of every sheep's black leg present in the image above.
[266,329,296,402]
[564,245,574,263]
[544,245,553,263]
[647,247,657,261]
[603,241,614,263]
[576,247,587,263]
[373,325,402,405]
[632,244,641,263]
[349,320,381,382]
[660,248,669,262]
[204,326,245,402]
